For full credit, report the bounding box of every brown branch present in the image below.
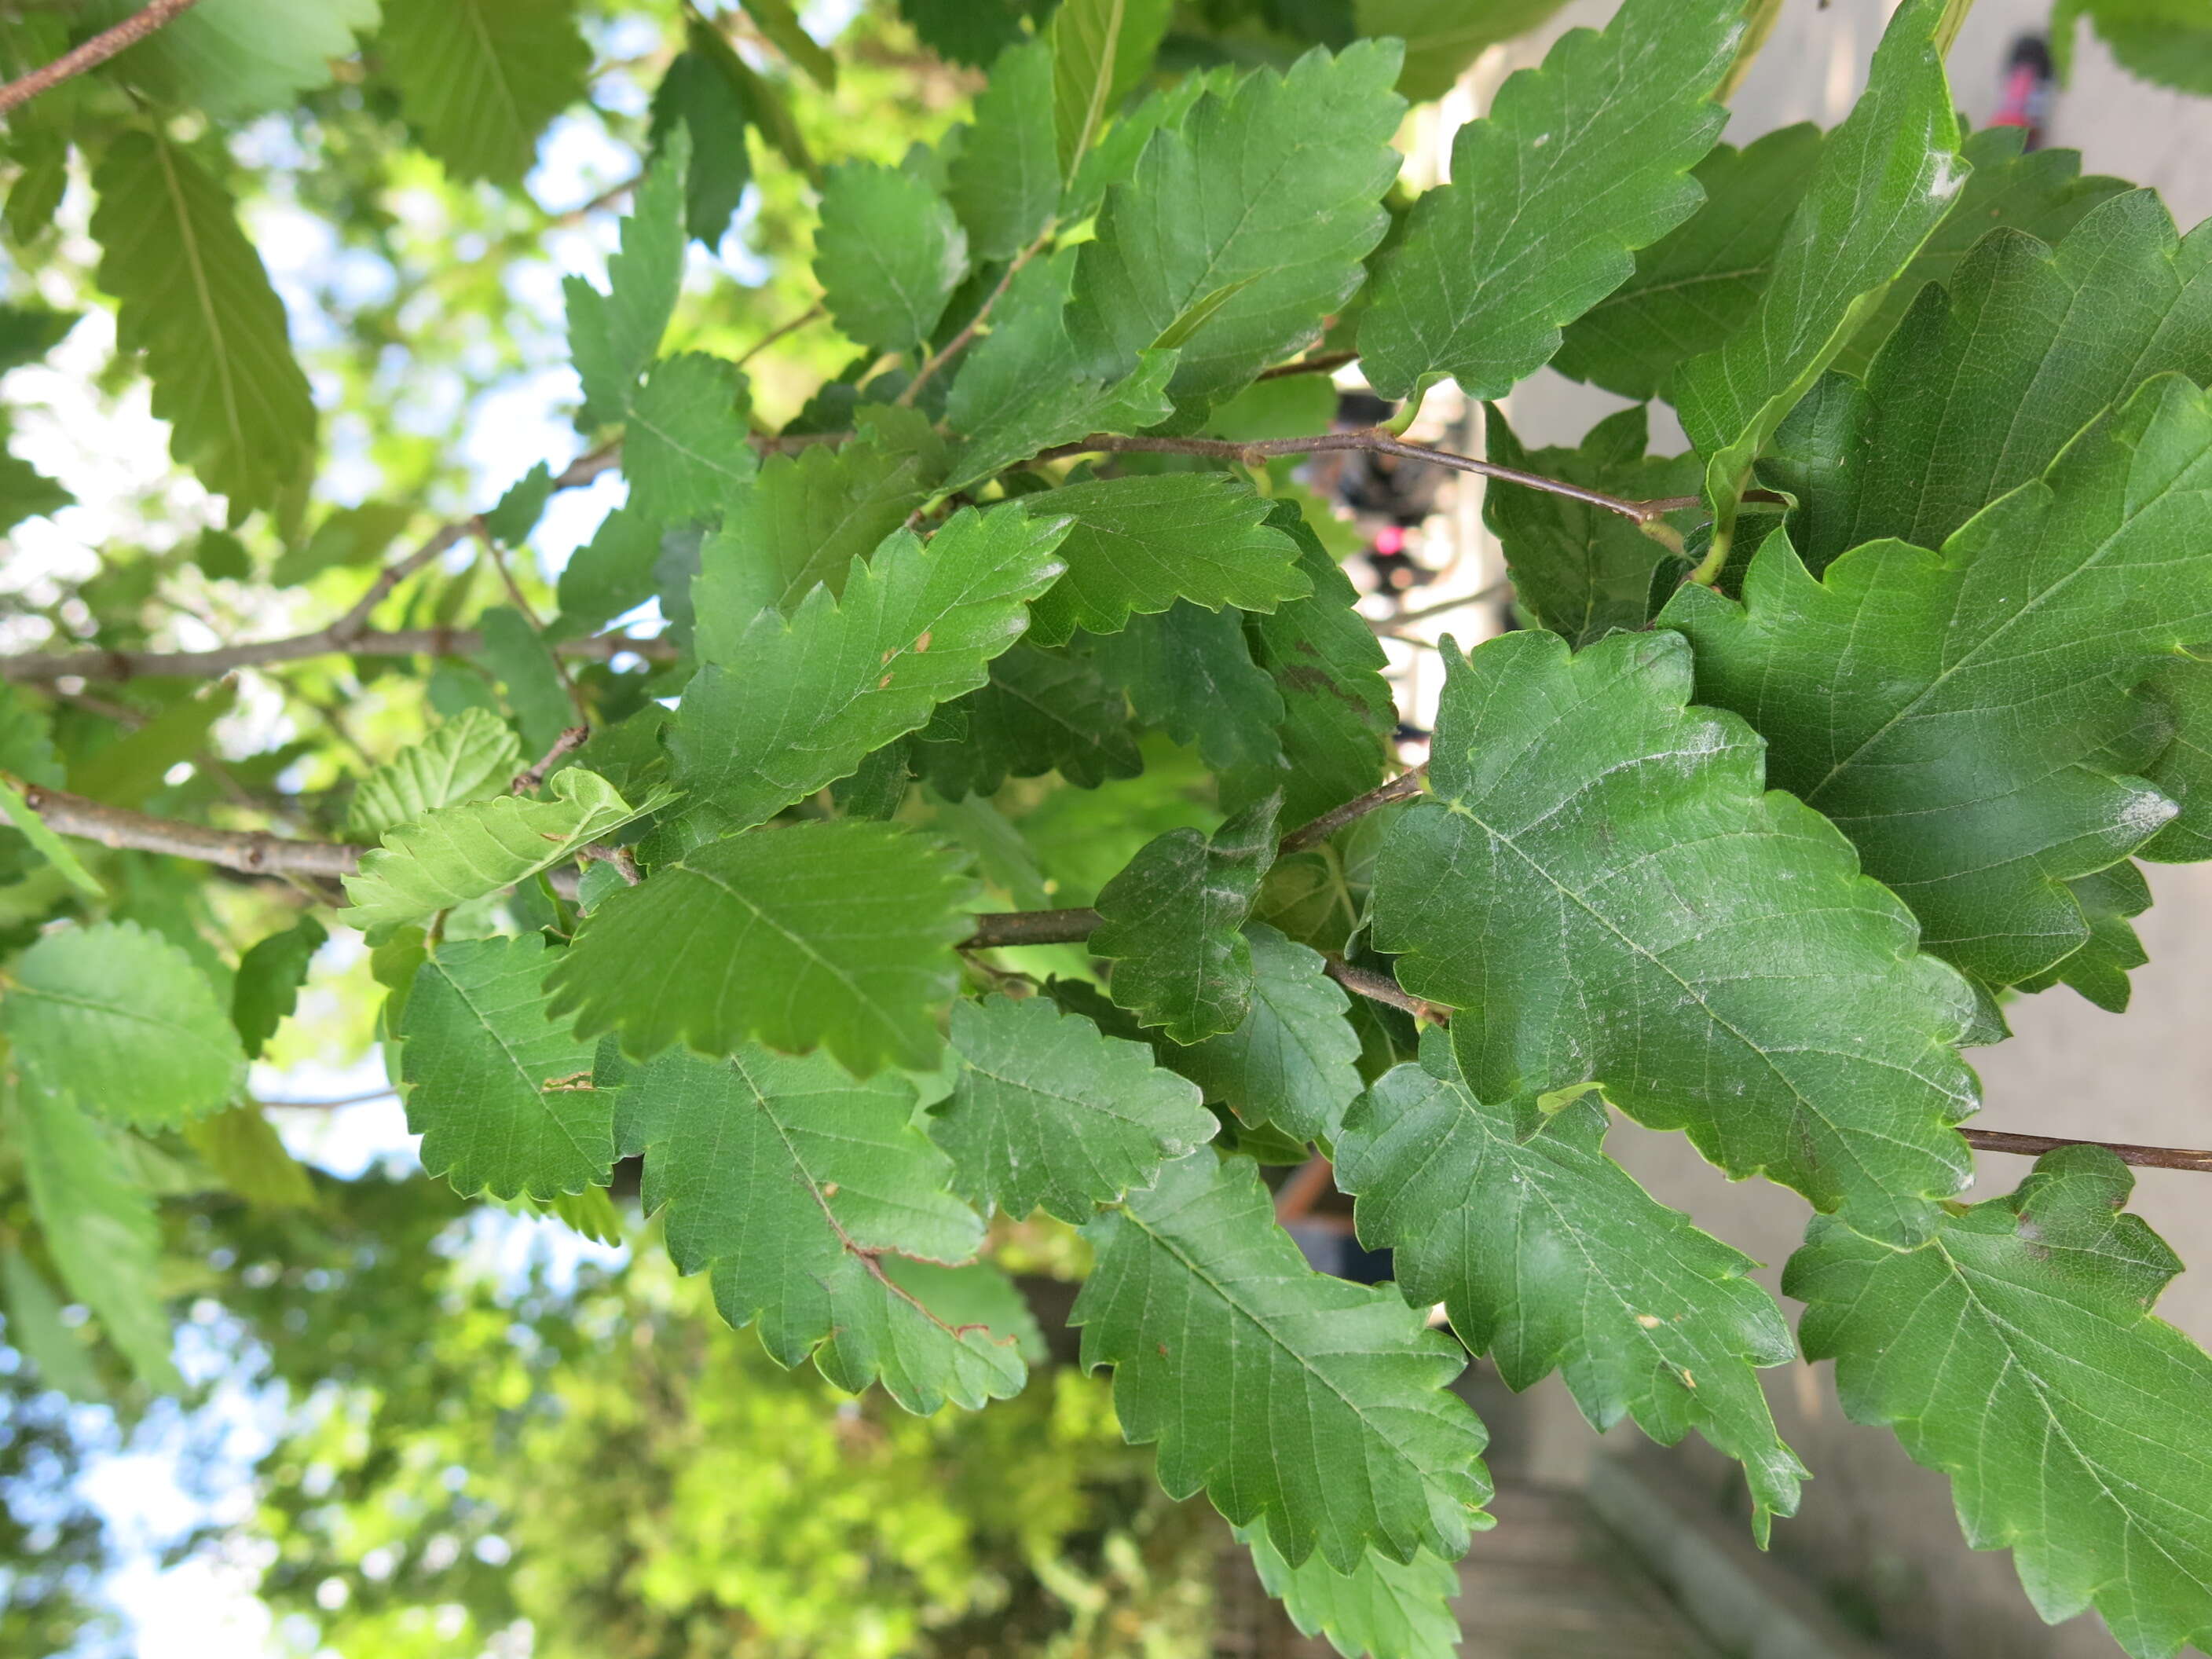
[1257,350,1358,383]
[1962,1127,2212,1174]
[961,906,1101,950]
[513,727,590,794]
[1279,770,1426,856]
[735,302,827,368]
[0,0,203,115]
[2,625,676,685]
[1323,954,1447,1023]
[9,779,361,877]
[898,235,1046,409]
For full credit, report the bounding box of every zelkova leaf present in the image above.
[624,352,757,524]
[611,1042,1024,1412]
[1022,472,1308,647]
[2,1246,101,1399]
[1162,923,1363,1145]
[1066,41,1404,414]
[932,994,1214,1222]
[1665,376,2212,992]
[947,39,1057,261]
[341,769,661,932]
[1075,1150,1491,1573]
[738,0,836,86]
[813,161,969,356]
[1239,1521,1461,1659]
[1049,0,1172,174]
[547,821,978,1076]
[554,505,663,639]
[348,707,523,841]
[1336,1030,1806,1537]
[99,0,379,122]
[232,915,327,1060]
[1353,0,1567,102]
[1788,1148,2212,1659]
[1083,601,1286,776]
[564,126,688,430]
[376,0,591,186]
[670,507,1074,831]
[650,42,753,246]
[1375,629,1981,1245]
[400,935,609,1201]
[2,921,244,1129]
[912,641,1141,799]
[1484,402,1703,649]
[90,132,315,517]
[1093,791,1280,1042]
[15,1079,179,1391]
[1358,0,1740,403]
[1669,0,1965,555]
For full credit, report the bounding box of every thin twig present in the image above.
[1278,770,1426,856]
[1378,580,1510,632]
[897,235,1047,408]
[0,0,203,115]
[7,777,361,877]
[961,906,1102,950]
[513,727,590,794]
[1323,954,1447,1022]
[1961,1128,2212,1173]
[1,625,676,685]
[735,302,827,368]
[258,1089,397,1111]
[1257,350,1359,383]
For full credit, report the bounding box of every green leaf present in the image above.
[650,45,754,246]
[181,1104,317,1210]
[349,707,524,841]
[553,507,663,639]
[611,1041,1024,1411]
[0,775,102,899]
[1669,0,1965,553]
[90,131,315,517]
[2013,862,2152,1014]
[1788,1147,2212,1659]
[482,463,554,546]
[66,682,235,808]
[231,915,327,1059]
[1352,0,1568,101]
[1075,1149,1489,1571]
[813,161,969,356]
[3,921,244,1129]
[624,353,756,524]
[1093,791,1280,1042]
[671,507,1074,831]
[1664,375,2212,991]
[1770,191,2212,574]
[341,768,657,931]
[400,935,609,1200]
[912,641,1141,797]
[2061,0,2212,96]
[1242,503,1397,827]
[1156,922,1361,1144]
[1082,601,1286,775]
[1060,70,1213,223]
[2,1246,102,1398]
[947,39,1057,260]
[738,0,836,86]
[1375,629,1980,1245]
[1023,472,1308,647]
[2137,657,2212,864]
[933,994,1213,1221]
[0,436,71,536]
[376,0,591,185]
[1048,0,1172,174]
[14,1079,180,1391]
[1240,1521,1460,1659]
[474,606,574,756]
[1484,403,1702,648]
[1337,1029,1805,1536]
[1067,41,1403,414]
[97,0,379,121]
[694,425,940,638]
[564,127,688,429]
[1359,0,1739,403]
[548,821,977,1075]
[876,1255,1046,1365]
[897,0,1030,67]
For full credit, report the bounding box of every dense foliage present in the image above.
[7,0,2212,1654]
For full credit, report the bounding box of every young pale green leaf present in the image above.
[1048,0,1172,173]
[912,641,1141,798]
[1076,1150,1490,1572]
[624,352,757,523]
[1337,1030,1806,1537]
[548,821,977,1075]
[2,1246,101,1398]
[1666,375,2212,991]
[341,769,656,931]
[1375,629,1981,1245]
[1484,404,1702,649]
[1771,191,2212,573]
[1022,472,1308,647]
[1093,791,1280,1042]
[611,1041,1024,1412]
[1239,1521,1461,1659]
[671,507,1072,830]
[947,39,1057,260]
[349,708,524,841]
[1359,0,1739,403]
[650,42,753,245]
[943,248,1177,491]
[1084,601,1286,775]
[181,1105,317,1211]
[1243,505,1396,827]
[933,994,1214,1221]
[564,127,688,429]
[1789,1147,2212,1659]
[1159,923,1362,1144]
[400,935,609,1200]
[3,921,244,1129]
[232,915,327,1060]
[90,132,314,517]
[98,0,377,120]
[1669,0,1965,553]
[813,162,969,355]
[15,1079,180,1391]
[1067,42,1404,414]
[376,0,591,185]
[1353,0,1568,101]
